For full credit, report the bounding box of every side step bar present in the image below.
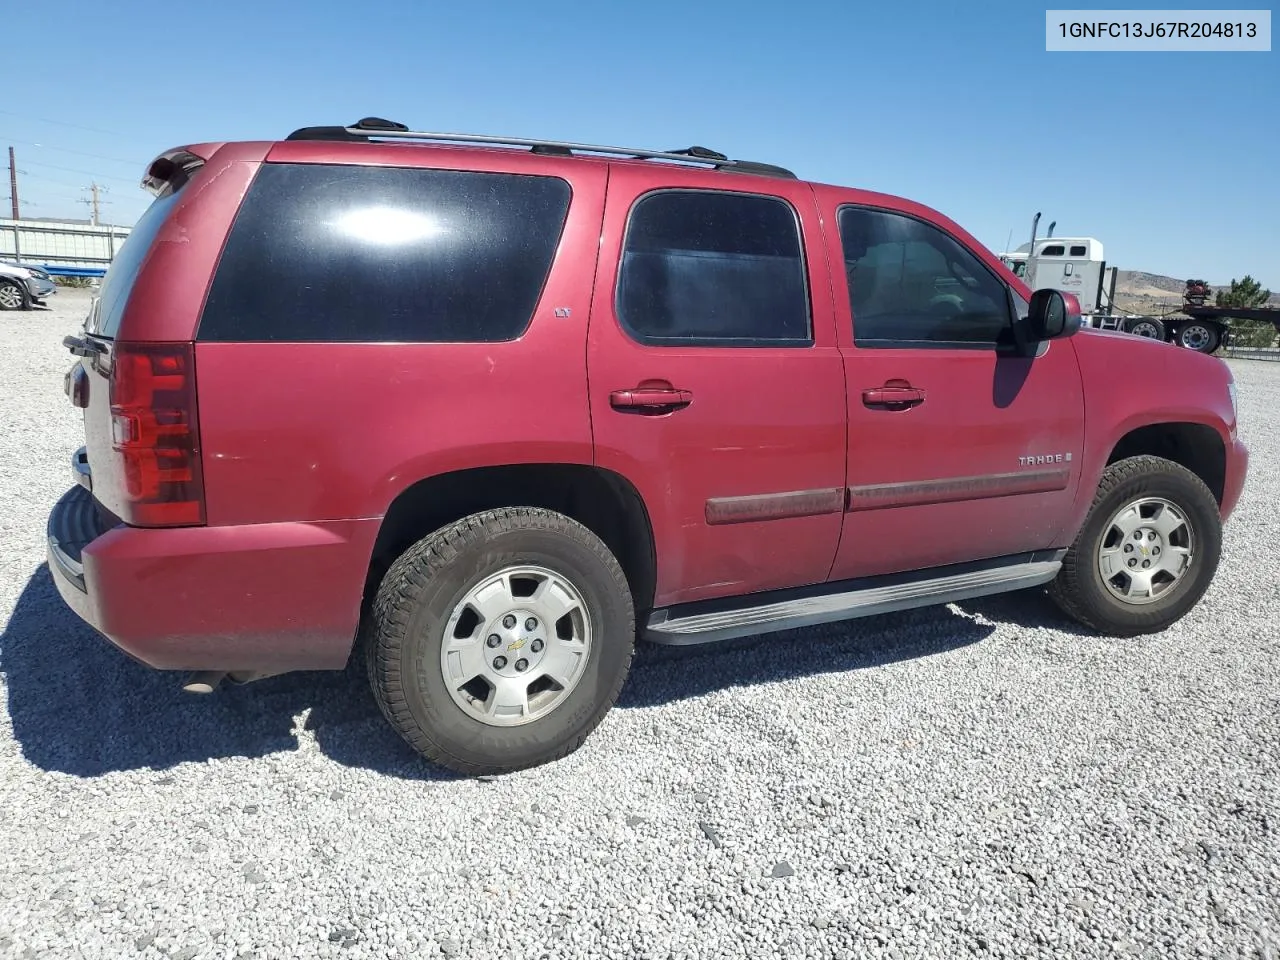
[644,552,1065,646]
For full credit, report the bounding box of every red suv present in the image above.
[49,117,1248,775]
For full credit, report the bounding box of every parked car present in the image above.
[0,259,56,309]
[48,118,1248,775]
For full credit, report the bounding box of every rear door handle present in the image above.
[609,387,694,413]
[862,386,925,410]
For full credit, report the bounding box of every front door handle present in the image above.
[609,386,694,413]
[862,386,925,410]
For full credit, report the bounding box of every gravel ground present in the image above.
[2,288,1279,960]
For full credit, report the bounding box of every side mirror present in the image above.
[1026,288,1082,341]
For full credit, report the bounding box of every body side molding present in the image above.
[704,487,846,525]
[847,468,1070,512]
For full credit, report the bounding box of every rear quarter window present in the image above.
[90,189,184,339]
[197,164,572,343]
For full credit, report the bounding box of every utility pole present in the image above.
[81,181,109,226]
[7,147,18,220]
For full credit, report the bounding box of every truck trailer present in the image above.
[996,214,1279,354]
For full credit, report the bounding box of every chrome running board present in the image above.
[644,552,1065,646]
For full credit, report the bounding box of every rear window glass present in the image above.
[91,189,183,339]
[197,164,571,343]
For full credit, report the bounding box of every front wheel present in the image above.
[0,279,29,311]
[1048,455,1222,637]
[366,507,635,775]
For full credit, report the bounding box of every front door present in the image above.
[588,167,847,608]
[818,195,1087,581]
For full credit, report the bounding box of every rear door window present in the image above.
[197,164,572,343]
[616,189,811,345]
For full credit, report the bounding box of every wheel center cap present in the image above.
[1133,527,1163,560]
[486,609,547,677]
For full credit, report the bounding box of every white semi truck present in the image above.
[994,213,1259,354]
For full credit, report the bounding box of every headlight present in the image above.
[1228,380,1238,418]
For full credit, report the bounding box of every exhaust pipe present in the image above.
[182,671,226,694]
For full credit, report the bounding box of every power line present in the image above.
[13,159,140,185]
[0,134,143,167]
[18,167,149,198]
[12,169,85,190]
[0,108,133,139]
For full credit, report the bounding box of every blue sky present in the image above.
[5,0,1276,285]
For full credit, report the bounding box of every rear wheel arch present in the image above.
[363,463,657,618]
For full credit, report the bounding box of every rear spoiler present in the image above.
[141,144,221,196]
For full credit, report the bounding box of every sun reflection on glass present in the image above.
[331,207,444,245]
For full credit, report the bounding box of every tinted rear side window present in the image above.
[91,188,184,339]
[198,164,571,342]
[617,190,810,346]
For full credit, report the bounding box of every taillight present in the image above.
[109,341,206,527]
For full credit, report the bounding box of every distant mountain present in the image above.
[1115,270,1185,298]
[1114,271,1280,308]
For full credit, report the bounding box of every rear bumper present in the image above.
[1221,437,1249,523]
[47,484,379,672]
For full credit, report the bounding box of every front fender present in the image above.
[1062,330,1236,536]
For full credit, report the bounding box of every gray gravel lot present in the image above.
[2,288,1278,960]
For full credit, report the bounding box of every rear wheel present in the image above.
[1048,455,1222,637]
[1177,322,1220,354]
[366,507,635,775]
[0,279,28,311]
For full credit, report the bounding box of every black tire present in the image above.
[0,279,30,311]
[1176,322,1221,354]
[366,507,635,775]
[1123,317,1166,341]
[1047,455,1222,637]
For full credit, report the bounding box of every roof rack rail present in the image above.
[284,117,798,179]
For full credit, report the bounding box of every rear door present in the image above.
[587,166,847,608]
[816,191,1087,580]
